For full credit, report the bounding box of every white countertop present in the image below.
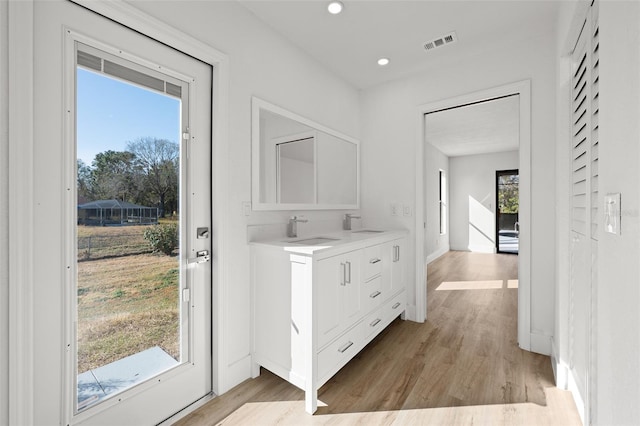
[249,228,408,256]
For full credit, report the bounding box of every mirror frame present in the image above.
[251,97,360,211]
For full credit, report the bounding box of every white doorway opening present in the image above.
[414,80,532,351]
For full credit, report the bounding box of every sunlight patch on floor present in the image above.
[436,279,520,291]
[214,387,581,426]
[436,280,503,291]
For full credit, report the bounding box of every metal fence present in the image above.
[78,233,151,261]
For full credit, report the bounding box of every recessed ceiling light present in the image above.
[377,58,390,66]
[327,1,343,15]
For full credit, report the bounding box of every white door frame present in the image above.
[414,80,532,351]
[7,0,229,422]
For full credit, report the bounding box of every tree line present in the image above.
[498,174,519,214]
[78,137,179,218]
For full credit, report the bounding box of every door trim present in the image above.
[7,0,230,422]
[7,1,35,424]
[415,80,532,351]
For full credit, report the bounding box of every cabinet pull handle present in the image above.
[370,258,381,264]
[370,318,381,327]
[340,263,346,286]
[346,261,351,284]
[370,291,381,299]
[392,302,401,309]
[393,245,400,262]
[338,341,353,353]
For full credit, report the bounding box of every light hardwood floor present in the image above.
[176,251,580,425]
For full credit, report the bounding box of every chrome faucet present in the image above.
[343,213,361,230]
[287,216,308,238]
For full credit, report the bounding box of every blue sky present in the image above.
[76,68,180,165]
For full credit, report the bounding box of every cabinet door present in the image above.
[342,250,362,323]
[316,255,343,347]
[316,250,362,348]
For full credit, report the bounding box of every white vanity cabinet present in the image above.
[250,230,407,414]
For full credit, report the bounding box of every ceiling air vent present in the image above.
[424,31,458,52]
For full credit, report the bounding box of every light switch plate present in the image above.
[403,204,412,217]
[604,193,621,235]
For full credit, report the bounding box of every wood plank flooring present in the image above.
[175,251,580,425]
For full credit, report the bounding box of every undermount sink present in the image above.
[351,229,385,234]
[287,237,340,245]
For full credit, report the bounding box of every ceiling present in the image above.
[238,0,559,89]
[424,95,519,157]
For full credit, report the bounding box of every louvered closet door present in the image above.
[569,2,599,422]
[588,10,599,423]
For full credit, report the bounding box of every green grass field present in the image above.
[77,224,180,373]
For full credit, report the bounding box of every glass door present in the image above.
[496,169,519,254]
[68,25,211,424]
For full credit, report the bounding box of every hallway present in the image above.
[175,251,580,425]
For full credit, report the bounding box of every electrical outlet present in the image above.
[391,203,399,216]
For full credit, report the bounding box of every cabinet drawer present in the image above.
[362,275,383,312]
[318,321,365,383]
[364,307,385,340]
[363,244,383,281]
[383,290,406,323]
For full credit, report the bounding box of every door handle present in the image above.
[188,250,210,264]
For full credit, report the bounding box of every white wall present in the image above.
[595,2,640,423]
[0,0,9,423]
[424,143,449,261]
[449,151,519,253]
[119,0,362,393]
[360,21,556,344]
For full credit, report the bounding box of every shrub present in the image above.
[143,224,178,256]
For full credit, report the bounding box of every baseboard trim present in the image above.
[567,369,586,425]
[529,332,552,356]
[426,246,449,264]
[551,338,569,389]
[468,244,496,254]
[550,339,558,383]
[223,355,252,394]
[405,304,418,322]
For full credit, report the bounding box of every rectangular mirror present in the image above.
[252,97,360,210]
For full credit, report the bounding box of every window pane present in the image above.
[76,63,183,411]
